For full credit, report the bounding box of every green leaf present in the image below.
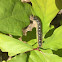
[7,53,27,62]
[28,50,46,62]
[42,26,62,50]
[27,39,38,48]
[40,49,53,54]
[0,33,33,56]
[28,50,62,62]
[0,0,31,36]
[2,61,6,62]
[30,0,62,38]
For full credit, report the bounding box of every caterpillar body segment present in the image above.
[30,15,42,47]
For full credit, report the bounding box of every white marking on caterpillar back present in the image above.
[39,29,41,30]
[38,22,40,24]
[39,35,40,36]
[30,15,42,47]
[39,32,41,34]
[39,26,41,27]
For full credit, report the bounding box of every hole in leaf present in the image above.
[22,28,36,42]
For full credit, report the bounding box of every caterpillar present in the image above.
[30,15,42,47]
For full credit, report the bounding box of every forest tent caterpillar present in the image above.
[30,15,42,47]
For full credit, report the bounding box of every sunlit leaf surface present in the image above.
[31,0,62,38]
[42,26,62,50]
[7,53,27,62]
[0,0,31,36]
[28,50,62,62]
[0,34,33,56]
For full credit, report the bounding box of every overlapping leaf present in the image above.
[28,50,62,62]
[30,0,62,38]
[0,33,33,56]
[7,53,27,62]
[42,26,62,50]
[0,0,31,36]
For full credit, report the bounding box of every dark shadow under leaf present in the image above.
[22,28,36,42]
[52,49,62,57]
[44,28,55,38]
